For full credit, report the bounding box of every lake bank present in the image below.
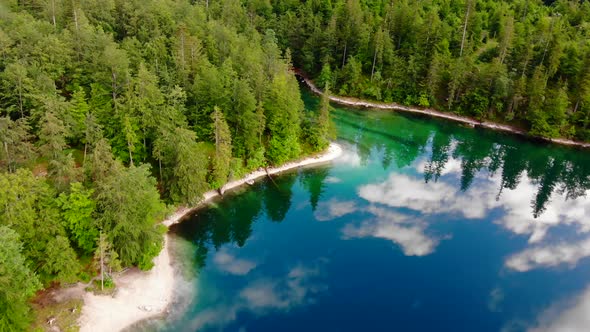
[298,73,590,149]
[76,142,343,331]
[164,142,343,227]
[162,102,590,331]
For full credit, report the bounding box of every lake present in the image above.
[157,92,590,332]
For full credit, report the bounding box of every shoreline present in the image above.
[77,142,343,332]
[164,142,343,227]
[298,73,590,149]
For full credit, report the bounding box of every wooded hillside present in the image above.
[0,1,332,328]
[267,0,590,140]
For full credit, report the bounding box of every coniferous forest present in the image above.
[1,0,590,329]
[0,0,334,329]
[274,0,590,140]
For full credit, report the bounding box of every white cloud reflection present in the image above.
[351,153,590,270]
[314,198,357,221]
[342,206,440,256]
[214,247,257,275]
[488,287,505,312]
[358,173,492,219]
[186,261,327,331]
[325,176,342,183]
[240,264,324,311]
[337,146,590,331]
[506,239,590,272]
[333,144,362,167]
[528,285,590,332]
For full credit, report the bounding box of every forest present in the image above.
[0,0,333,329]
[1,0,590,329]
[268,0,590,141]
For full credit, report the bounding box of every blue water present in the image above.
[159,97,590,332]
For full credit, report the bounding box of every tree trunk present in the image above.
[100,232,104,291]
[341,42,347,69]
[215,111,220,155]
[51,0,57,27]
[573,99,580,113]
[371,48,378,81]
[4,142,10,173]
[460,0,471,57]
[83,143,87,166]
[17,77,23,118]
[128,141,134,166]
[179,32,186,72]
[521,51,530,78]
[72,0,79,31]
[540,19,555,68]
[158,158,162,182]
[111,71,118,110]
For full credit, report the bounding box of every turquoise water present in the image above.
[161,92,590,332]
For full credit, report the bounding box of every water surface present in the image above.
[164,93,590,332]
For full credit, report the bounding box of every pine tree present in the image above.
[93,231,121,291]
[211,106,232,189]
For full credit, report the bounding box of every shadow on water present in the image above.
[169,172,306,269]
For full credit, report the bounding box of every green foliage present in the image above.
[0,226,41,331]
[0,117,36,173]
[57,182,98,254]
[264,72,303,165]
[268,0,590,142]
[93,232,121,289]
[211,107,232,189]
[95,164,165,267]
[69,87,90,144]
[317,63,333,89]
[154,127,209,205]
[530,85,570,138]
[303,84,335,152]
[39,111,69,161]
[0,0,339,318]
[0,170,81,283]
[41,235,81,283]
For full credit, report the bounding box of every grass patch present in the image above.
[31,297,83,332]
[85,278,116,296]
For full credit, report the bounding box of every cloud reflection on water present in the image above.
[186,260,327,331]
[213,247,258,275]
[528,285,590,332]
[506,239,590,272]
[336,145,590,331]
[342,206,440,256]
[347,150,590,270]
[314,198,357,221]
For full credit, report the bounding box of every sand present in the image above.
[77,142,343,332]
[78,235,173,332]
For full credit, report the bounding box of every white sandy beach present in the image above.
[77,142,343,332]
[78,236,173,332]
